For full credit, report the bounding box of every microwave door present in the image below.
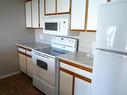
[45,23,58,31]
[44,22,61,35]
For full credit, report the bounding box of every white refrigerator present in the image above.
[93,1,127,95]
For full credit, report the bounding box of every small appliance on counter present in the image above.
[32,36,78,95]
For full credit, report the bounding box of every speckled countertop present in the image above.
[58,51,93,69]
[16,42,50,50]
[16,42,93,68]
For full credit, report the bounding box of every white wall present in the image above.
[0,0,35,77]
[35,29,96,52]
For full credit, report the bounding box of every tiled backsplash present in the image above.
[35,29,96,52]
[35,29,52,44]
[70,32,96,52]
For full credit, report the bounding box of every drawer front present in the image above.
[33,75,56,95]
[60,62,92,79]
[26,50,32,56]
[18,47,25,53]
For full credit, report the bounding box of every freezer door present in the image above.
[111,0,127,2]
[96,2,127,53]
[92,50,127,95]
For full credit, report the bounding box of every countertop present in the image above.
[16,41,93,69]
[16,42,50,50]
[58,51,93,69]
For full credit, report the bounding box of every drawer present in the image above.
[26,50,32,56]
[18,47,25,53]
[60,62,92,79]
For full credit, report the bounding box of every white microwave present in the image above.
[43,18,78,36]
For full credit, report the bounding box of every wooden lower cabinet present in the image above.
[59,60,92,95]
[60,71,73,95]
[74,78,92,95]
[26,56,33,78]
[19,53,26,74]
[59,68,92,95]
[17,46,33,78]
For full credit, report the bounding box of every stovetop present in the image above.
[34,47,68,56]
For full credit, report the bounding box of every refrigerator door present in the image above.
[96,2,127,53]
[111,0,127,2]
[92,50,127,95]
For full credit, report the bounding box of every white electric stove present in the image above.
[32,36,78,95]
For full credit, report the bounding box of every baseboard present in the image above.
[0,71,20,79]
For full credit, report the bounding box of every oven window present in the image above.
[45,23,58,31]
[37,59,48,70]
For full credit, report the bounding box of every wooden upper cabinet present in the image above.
[57,0,71,14]
[87,0,99,31]
[87,0,97,31]
[87,0,106,31]
[71,0,87,31]
[44,0,71,15]
[40,0,44,28]
[45,0,56,15]
[25,0,44,29]
[71,0,107,32]
[25,1,32,28]
[32,0,39,28]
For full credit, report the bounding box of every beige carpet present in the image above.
[0,73,44,95]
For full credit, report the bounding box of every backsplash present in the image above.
[70,32,96,52]
[35,29,52,44]
[35,29,96,52]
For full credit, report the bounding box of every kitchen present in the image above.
[0,0,127,95]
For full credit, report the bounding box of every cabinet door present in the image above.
[87,0,105,31]
[39,0,44,28]
[74,77,92,95]
[71,0,87,30]
[45,0,56,15]
[26,56,33,78]
[19,53,26,74]
[25,1,32,28]
[32,0,39,28]
[60,70,73,95]
[57,0,70,13]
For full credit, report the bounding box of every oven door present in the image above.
[33,54,56,86]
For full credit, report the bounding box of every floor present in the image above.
[0,73,44,95]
